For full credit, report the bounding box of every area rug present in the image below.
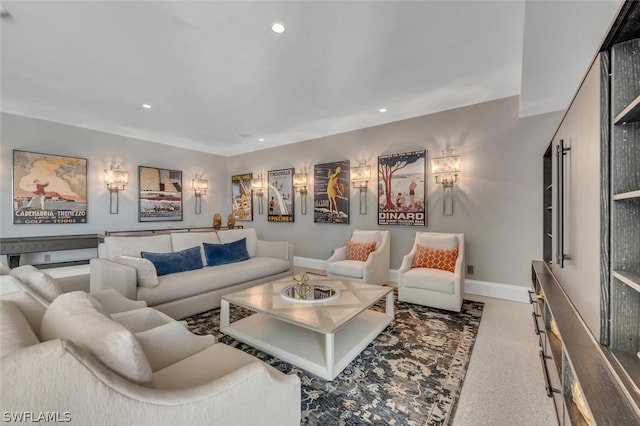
[185,290,483,426]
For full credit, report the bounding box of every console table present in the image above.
[0,234,99,269]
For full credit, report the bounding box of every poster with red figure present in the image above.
[13,150,88,225]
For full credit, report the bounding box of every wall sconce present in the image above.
[251,174,264,214]
[431,149,461,216]
[192,175,208,214]
[292,169,309,215]
[104,164,128,214]
[351,161,371,214]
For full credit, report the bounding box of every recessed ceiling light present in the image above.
[142,104,152,109]
[272,23,285,34]
[259,138,265,142]
[379,108,387,113]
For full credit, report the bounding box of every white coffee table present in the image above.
[220,276,394,380]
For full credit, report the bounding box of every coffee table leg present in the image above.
[325,332,334,379]
[221,299,230,330]
[386,291,394,320]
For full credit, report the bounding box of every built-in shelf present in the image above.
[609,31,640,403]
[612,270,640,293]
[614,94,640,124]
[613,190,640,200]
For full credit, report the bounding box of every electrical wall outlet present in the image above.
[467,264,474,275]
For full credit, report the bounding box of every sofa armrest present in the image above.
[327,246,346,263]
[135,322,216,371]
[397,246,418,285]
[90,258,137,300]
[362,249,390,286]
[89,289,147,315]
[453,252,465,294]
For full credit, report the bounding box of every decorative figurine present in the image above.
[292,273,311,298]
[227,213,235,229]
[212,213,222,230]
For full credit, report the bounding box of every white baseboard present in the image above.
[464,279,530,303]
[294,257,530,303]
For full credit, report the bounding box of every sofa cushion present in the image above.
[401,268,455,294]
[217,228,258,257]
[40,291,153,384]
[203,238,250,267]
[10,265,62,307]
[137,257,290,307]
[153,343,270,390]
[110,307,175,333]
[102,234,172,261]
[351,230,383,247]
[0,300,40,358]
[412,245,458,273]
[170,231,221,265]
[142,246,203,276]
[135,321,215,371]
[255,240,289,260]
[327,260,365,279]
[115,256,159,288]
[415,233,458,250]
[345,240,377,261]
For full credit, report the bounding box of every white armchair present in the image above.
[326,230,390,285]
[397,232,465,312]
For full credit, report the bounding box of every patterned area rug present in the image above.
[185,290,483,426]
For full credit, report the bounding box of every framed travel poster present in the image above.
[231,173,253,221]
[12,150,88,224]
[139,166,183,222]
[314,160,350,224]
[267,168,294,222]
[378,150,426,226]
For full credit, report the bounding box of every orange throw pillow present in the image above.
[411,244,458,272]
[345,240,377,261]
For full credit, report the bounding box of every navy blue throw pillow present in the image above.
[141,246,203,276]
[203,238,250,267]
[202,243,227,266]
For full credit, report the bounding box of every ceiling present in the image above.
[0,1,623,157]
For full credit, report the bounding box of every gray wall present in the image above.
[1,97,563,288]
[226,96,564,287]
[0,112,228,241]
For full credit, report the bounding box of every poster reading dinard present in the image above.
[12,150,87,224]
[378,150,426,226]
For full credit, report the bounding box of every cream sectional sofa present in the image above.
[0,270,300,426]
[90,228,293,319]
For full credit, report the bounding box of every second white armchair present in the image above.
[326,229,390,285]
[397,232,465,312]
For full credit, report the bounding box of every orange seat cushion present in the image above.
[345,240,377,261]
[411,244,458,273]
